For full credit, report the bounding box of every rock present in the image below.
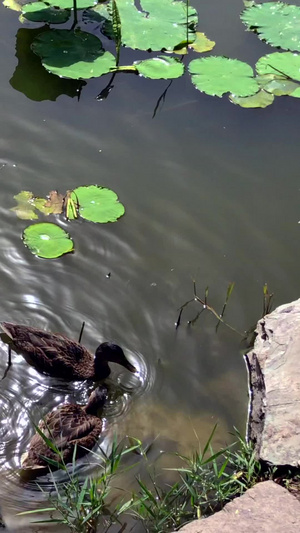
[245,299,300,466]
[176,481,300,532]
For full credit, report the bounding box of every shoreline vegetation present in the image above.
[16,427,300,533]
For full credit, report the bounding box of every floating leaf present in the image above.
[23,223,74,258]
[189,32,215,53]
[257,74,300,96]
[22,2,70,23]
[3,0,26,11]
[229,90,274,108]
[11,191,39,220]
[71,185,125,223]
[44,190,64,214]
[135,56,184,80]
[241,2,300,52]
[46,0,96,8]
[256,52,300,82]
[189,56,259,97]
[31,30,116,79]
[109,0,198,51]
[82,4,114,38]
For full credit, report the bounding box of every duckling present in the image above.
[1,322,136,381]
[21,386,108,473]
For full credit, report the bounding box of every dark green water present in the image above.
[1,0,300,529]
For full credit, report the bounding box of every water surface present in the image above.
[1,0,300,529]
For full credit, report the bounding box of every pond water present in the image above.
[1,0,300,530]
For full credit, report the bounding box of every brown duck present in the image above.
[1,322,136,380]
[21,386,108,472]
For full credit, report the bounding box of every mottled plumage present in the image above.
[1,322,136,381]
[21,386,108,471]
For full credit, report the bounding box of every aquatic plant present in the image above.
[11,185,125,258]
[18,428,273,533]
[23,222,74,258]
[4,1,300,103]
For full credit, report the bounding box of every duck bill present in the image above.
[122,360,137,373]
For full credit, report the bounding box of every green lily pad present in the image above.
[31,29,116,79]
[71,185,125,223]
[189,56,259,97]
[229,90,274,108]
[241,2,300,52]
[106,0,197,51]
[22,2,70,23]
[47,0,96,8]
[135,56,184,79]
[256,52,300,82]
[23,223,74,258]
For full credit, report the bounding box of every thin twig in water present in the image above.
[78,321,85,344]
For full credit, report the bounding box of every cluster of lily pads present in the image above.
[3,0,300,108]
[12,185,125,258]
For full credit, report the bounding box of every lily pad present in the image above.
[229,90,274,108]
[46,0,96,8]
[11,191,51,220]
[22,2,70,23]
[71,185,125,223]
[189,32,216,53]
[11,191,39,220]
[135,56,184,80]
[257,73,300,96]
[256,52,300,82]
[31,29,116,79]
[23,223,74,258]
[3,0,27,11]
[189,56,259,97]
[241,2,300,52]
[107,0,198,51]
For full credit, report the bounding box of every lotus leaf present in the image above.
[31,30,116,79]
[3,0,27,11]
[135,56,184,80]
[46,0,96,8]
[22,2,70,23]
[11,191,39,220]
[256,52,300,83]
[257,73,300,97]
[11,191,52,219]
[229,90,274,108]
[241,2,300,52]
[189,57,259,97]
[71,185,125,223]
[23,223,74,258]
[189,32,216,53]
[106,0,197,51]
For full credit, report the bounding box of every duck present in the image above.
[21,385,108,473]
[0,322,136,381]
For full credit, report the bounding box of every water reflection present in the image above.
[10,27,86,102]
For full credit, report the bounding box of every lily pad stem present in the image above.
[110,66,138,74]
[71,0,78,29]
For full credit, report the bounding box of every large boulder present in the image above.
[176,481,300,532]
[246,299,300,466]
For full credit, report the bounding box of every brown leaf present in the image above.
[45,190,64,214]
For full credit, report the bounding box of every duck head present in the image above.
[94,342,136,379]
[85,385,108,415]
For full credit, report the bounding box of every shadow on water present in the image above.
[10,27,86,102]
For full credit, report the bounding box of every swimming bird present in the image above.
[21,385,108,472]
[0,322,136,381]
